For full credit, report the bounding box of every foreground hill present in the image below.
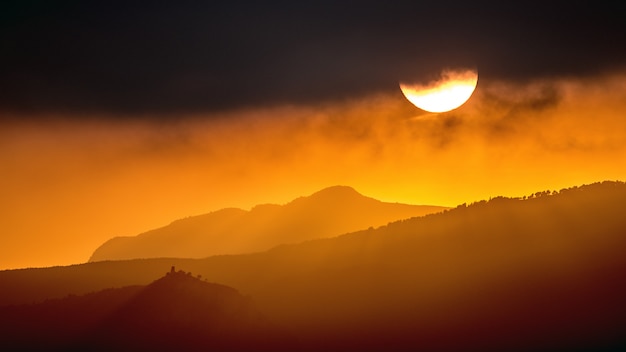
[2,181,626,351]
[90,186,446,261]
[0,270,285,351]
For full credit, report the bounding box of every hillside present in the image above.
[0,269,285,351]
[89,185,446,261]
[2,181,626,350]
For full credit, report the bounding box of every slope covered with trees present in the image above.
[2,181,626,350]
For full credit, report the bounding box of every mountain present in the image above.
[0,269,287,351]
[89,185,446,261]
[2,181,626,351]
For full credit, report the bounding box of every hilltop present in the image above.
[89,185,445,261]
[2,181,626,351]
[0,268,286,351]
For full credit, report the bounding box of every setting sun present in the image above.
[400,68,478,113]
[2,2,626,351]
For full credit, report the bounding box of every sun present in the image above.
[399,68,478,113]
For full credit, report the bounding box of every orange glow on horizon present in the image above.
[1,72,626,270]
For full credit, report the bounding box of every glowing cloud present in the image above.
[1,71,626,269]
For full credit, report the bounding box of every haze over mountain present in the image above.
[2,181,625,350]
[90,186,445,262]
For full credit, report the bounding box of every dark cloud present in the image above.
[1,1,625,117]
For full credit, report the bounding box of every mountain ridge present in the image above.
[2,181,626,351]
[89,185,447,262]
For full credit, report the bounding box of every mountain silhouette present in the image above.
[0,269,286,351]
[89,185,445,261]
[2,181,626,351]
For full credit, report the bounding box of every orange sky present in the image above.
[2,71,626,270]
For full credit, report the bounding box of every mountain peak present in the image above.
[306,185,365,200]
[290,185,376,205]
[316,185,359,193]
[89,185,446,262]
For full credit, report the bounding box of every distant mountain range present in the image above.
[90,185,446,262]
[2,181,626,351]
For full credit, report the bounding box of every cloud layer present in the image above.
[1,1,625,115]
[1,71,626,268]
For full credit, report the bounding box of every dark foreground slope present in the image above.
[0,270,286,351]
[90,185,445,261]
[2,181,626,351]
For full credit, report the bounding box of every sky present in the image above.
[1,1,626,269]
